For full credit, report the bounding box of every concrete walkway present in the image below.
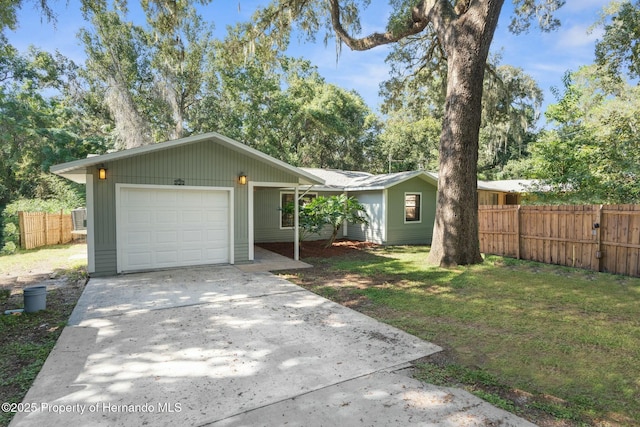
[236,246,312,272]
[11,265,536,427]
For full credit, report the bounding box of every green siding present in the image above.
[347,179,436,246]
[254,189,343,243]
[91,139,301,276]
[385,177,436,245]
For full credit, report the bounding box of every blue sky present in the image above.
[8,0,611,123]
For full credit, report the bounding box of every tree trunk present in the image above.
[426,0,504,267]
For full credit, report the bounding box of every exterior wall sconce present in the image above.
[98,167,107,180]
[238,173,247,185]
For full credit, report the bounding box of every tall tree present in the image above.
[80,0,214,147]
[141,0,214,139]
[529,68,640,204]
[80,4,155,148]
[595,0,640,80]
[478,63,542,178]
[248,0,562,266]
[196,46,380,170]
[380,44,542,178]
[0,46,108,208]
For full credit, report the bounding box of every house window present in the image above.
[405,193,421,223]
[280,192,316,228]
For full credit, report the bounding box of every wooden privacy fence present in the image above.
[18,211,74,250]
[479,204,640,278]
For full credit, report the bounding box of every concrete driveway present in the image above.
[11,265,536,426]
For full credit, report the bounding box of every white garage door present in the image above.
[117,185,231,273]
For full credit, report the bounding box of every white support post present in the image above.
[294,186,300,260]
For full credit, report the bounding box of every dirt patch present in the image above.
[0,252,87,427]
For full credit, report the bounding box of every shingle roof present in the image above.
[301,168,536,193]
[300,168,438,190]
[477,179,537,193]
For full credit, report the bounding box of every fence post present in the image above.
[59,209,63,245]
[596,204,603,272]
[18,211,25,249]
[516,205,521,260]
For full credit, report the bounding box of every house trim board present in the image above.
[86,173,95,274]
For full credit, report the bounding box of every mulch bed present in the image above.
[257,239,378,259]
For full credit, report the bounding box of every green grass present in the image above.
[0,244,87,278]
[296,247,640,426]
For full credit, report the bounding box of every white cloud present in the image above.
[555,24,604,49]
[563,0,611,14]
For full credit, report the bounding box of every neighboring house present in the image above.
[477,179,536,205]
[51,131,532,276]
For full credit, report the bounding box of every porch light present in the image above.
[238,173,247,185]
[98,167,107,180]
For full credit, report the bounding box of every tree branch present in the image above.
[328,0,443,51]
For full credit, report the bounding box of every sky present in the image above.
[7,0,612,125]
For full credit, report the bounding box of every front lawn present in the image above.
[283,245,640,427]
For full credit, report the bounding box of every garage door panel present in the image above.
[128,231,152,244]
[205,232,227,243]
[183,230,205,243]
[156,250,179,264]
[183,211,204,223]
[155,191,178,204]
[156,230,178,243]
[156,211,178,223]
[127,211,152,224]
[126,190,152,206]
[180,249,206,263]
[127,252,152,268]
[118,186,231,272]
[206,248,229,260]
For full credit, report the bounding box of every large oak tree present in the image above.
[248,0,563,266]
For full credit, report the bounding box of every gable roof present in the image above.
[300,168,438,191]
[50,132,324,185]
[301,168,537,194]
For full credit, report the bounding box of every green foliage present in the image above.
[529,65,640,204]
[283,194,369,246]
[381,50,542,177]
[307,194,369,247]
[1,222,18,254]
[595,0,640,80]
[0,45,106,215]
[1,240,17,255]
[195,51,381,170]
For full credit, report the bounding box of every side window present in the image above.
[281,193,296,228]
[280,192,317,228]
[405,193,421,223]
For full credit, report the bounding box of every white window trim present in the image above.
[279,191,317,229]
[404,192,422,224]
